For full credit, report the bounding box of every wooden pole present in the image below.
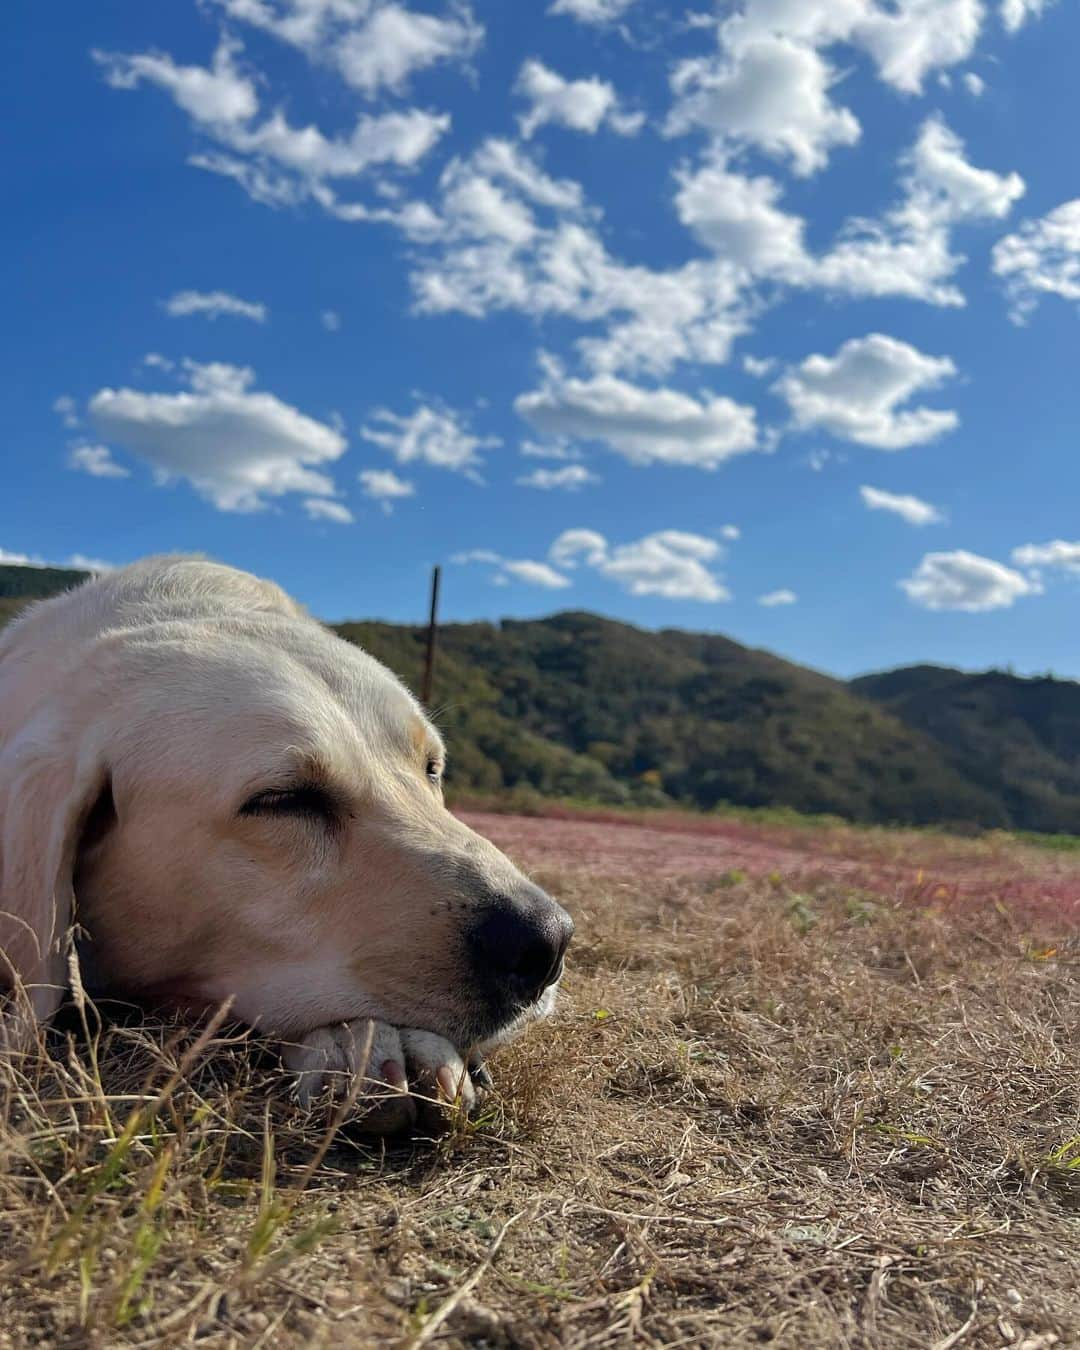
[421,564,441,707]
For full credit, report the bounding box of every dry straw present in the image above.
[1,818,1079,1346]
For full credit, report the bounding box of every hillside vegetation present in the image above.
[0,561,90,628]
[854,664,1080,834]
[5,562,1080,833]
[344,615,1003,828]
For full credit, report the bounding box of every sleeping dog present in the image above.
[0,556,572,1130]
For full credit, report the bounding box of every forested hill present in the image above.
[342,613,1003,828]
[853,665,1080,834]
[0,562,89,627]
[4,562,1080,833]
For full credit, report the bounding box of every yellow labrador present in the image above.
[0,557,572,1129]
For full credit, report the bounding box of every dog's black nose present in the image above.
[468,888,574,1005]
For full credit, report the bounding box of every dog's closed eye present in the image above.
[239,785,338,826]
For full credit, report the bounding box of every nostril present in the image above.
[469,896,573,1003]
[516,932,562,994]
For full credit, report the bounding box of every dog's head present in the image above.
[1,612,572,1051]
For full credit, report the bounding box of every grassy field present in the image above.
[2,810,1079,1347]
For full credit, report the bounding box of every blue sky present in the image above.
[4,0,1080,678]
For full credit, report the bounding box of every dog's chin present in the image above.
[466,980,562,1057]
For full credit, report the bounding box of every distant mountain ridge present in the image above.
[4,561,1079,834]
[852,664,1080,834]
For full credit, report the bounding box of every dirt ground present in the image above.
[2,811,1079,1347]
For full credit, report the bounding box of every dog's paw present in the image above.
[399,1029,491,1132]
[280,1018,415,1134]
[399,1028,474,1113]
[280,1021,493,1136]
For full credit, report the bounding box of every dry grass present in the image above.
[2,820,1080,1347]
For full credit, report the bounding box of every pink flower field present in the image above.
[461,809,1080,928]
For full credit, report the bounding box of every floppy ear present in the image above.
[0,713,108,1027]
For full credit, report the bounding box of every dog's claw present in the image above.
[381,1059,408,1090]
[282,1020,417,1133]
[283,1024,490,1135]
[470,1058,494,1092]
[399,1029,480,1131]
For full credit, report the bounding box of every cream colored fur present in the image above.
[0,556,559,1116]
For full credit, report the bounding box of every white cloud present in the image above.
[413,111,1010,384]
[809,215,959,308]
[741,355,776,378]
[207,0,330,48]
[360,401,499,475]
[163,289,268,322]
[187,151,314,209]
[720,524,741,540]
[303,497,354,524]
[459,138,586,214]
[549,529,608,569]
[515,60,642,139]
[993,199,1080,321]
[359,467,416,513]
[408,140,751,378]
[853,0,984,94]
[710,1,867,51]
[901,550,1047,610]
[520,439,582,461]
[503,559,573,588]
[1011,540,1080,573]
[667,34,860,177]
[759,588,797,606]
[0,547,37,566]
[94,37,258,126]
[335,4,483,97]
[517,465,599,490]
[143,353,175,371]
[963,71,985,96]
[227,107,450,180]
[321,309,342,331]
[68,444,131,479]
[207,0,351,48]
[663,0,1040,212]
[672,117,1022,312]
[53,394,80,429]
[903,116,1024,223]
[88,359,347,513]
[550,528,730,601]
[573,255,750,378]
[718,0,986,97]
[516,369,758,469]
[1001,0,1056,31]
[209,0,483,97]
[436,167,540,249]
[0,547,114,572]
[808,116,1024,307]
[548,0,635,22]
[674,159,807,269]
[95,37,449,218]
[453,549,571,589]
[67,554,117,573]
[409,139,583,285]
[900,550,1042,611]
[860,484,944,526]
[775,334,958,450]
